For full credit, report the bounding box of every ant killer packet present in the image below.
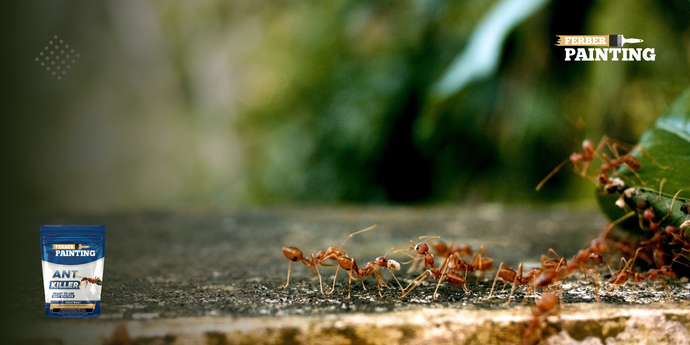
[40,225,105,318]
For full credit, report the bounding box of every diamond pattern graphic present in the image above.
[35,35,80,80]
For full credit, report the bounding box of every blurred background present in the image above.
[5,0,690,213]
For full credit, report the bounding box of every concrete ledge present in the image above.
[18,306,690,345]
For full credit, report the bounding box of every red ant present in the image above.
[79,276,102,289]
[433,240,473,259]
[521,292,559,345]
[610,248,677,299]
[466,246,494,280]
[396,238,471,299]
[486,262,542,303]
[331,248,404,299]
[280,225,376,293]
[399,254,470,299]
[532,235,613,293]
[536,135,666,191]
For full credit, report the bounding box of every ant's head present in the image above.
[598,173,609,185]
[569,152,583,164]
[582,139,594,154]
[665,225,678,236]
[374,256,388,267]
[660,266,676,277]
[589,253,604,265]
[412,242,429,254]
[590,239,610,253]
[643,208,655,222]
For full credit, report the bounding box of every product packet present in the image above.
[40,225,105,318]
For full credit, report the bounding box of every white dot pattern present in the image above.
[35,35,80,80]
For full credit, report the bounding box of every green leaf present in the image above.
[431,0,550,100]
[597,88,690,237]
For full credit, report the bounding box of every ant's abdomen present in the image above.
[282,247,303,261]
[446,272,466,286]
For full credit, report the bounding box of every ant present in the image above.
[532,215,628,293]
[460,245,494,282]
[399,254,470,299]
[611,248,677,299]
[280,225,376,294]
[521,292,559,345]
[536,139,596,191]
[331,248,404,299]
[536,135,666,191]
[79,276,102,289]
[642,265,677,299]
[396,238,471,299]
[433,240,473,259]
[486,262,542,303]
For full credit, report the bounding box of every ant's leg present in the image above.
[546,249,562,260]
[507,263,523,304]
[433,255,453,300]
[374,268,391,289]
[310,253,325,295]
[637,144,670,170]
[360,276,367,291]
[280,261,293,289]
[346,271,353,299]
[388,269,405,293]
[373,270,385,297]
[661,279,671,300]
[400,272,430,299]
[404,269,432,291]
[487,262,506,300]
[328,266,341,295]
[623,162,647,185]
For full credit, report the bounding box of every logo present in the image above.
[555,35,654,62]
[52,243,96,257]
[34,35,80,80]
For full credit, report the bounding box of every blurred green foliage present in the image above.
[237,0,690,204]
[7,0,690,211]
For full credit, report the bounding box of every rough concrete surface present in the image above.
[7,205,690,344]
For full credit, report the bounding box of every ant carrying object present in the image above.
[280,225,377,294]
[79,276,102,289]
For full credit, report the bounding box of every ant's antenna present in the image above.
[339,224,377,249]
[599,211,635,240]
[417,236,441,244]
[536,159,569,191]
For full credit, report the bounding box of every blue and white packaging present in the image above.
[40,225,105,318]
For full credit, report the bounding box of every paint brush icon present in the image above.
[609,35,643,47]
